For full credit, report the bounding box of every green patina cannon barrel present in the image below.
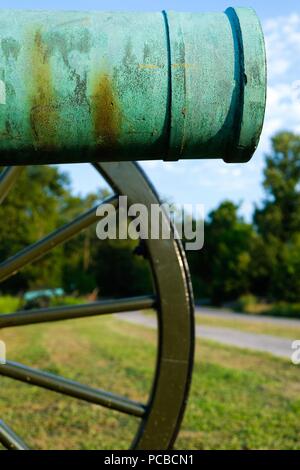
[0,7,266,165]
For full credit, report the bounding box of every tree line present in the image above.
[0,131,299,308]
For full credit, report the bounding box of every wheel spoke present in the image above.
[0,167,24,205]
[0,361,146,418]
[0,194,118,283]
[0,295,156,328]
[0,420,29,450]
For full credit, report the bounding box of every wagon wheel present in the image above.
[0,161,194,450]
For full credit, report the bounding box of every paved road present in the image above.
[117,312,296,360]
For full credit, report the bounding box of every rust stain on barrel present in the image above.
[92,73,121,152]
[30,30,58,151]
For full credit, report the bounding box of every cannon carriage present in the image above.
[0,6,266,450]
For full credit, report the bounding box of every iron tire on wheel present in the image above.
[0,161,194,450]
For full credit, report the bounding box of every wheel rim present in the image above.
[0,162,194,450]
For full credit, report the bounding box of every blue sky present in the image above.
[3,1,300,219]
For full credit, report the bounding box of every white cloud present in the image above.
[259,13,300,155]
[141,161,161,170]
[263,13,300,83]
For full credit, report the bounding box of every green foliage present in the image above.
[253,132,300,302]
[0,130,299,314]
[0,166,152,299]
[255,132,300,242]
[235,294,258,314]
[0,295,22,314]
[92,239,153,298]
[233,298,300,319]
[188,201,254,304]
[189,131,300,312]
[268,302,300,318]
[0,166,70,292]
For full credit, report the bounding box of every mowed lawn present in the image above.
[0,316,300,450]
[196,313,300,340]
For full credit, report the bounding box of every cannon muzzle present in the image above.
[0,7,266,165]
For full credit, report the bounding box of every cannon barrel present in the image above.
[0,8,266,165]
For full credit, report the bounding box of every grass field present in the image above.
[196,313,300,340]
[0,316,300,450]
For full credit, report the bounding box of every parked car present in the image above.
[23,288,65,310]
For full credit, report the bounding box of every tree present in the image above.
[60,190,109,295]
[0,166,70,293]
[253,132,300,301]
[0,164,153,299]
[189,201,254,304]
[255,132,300,241]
